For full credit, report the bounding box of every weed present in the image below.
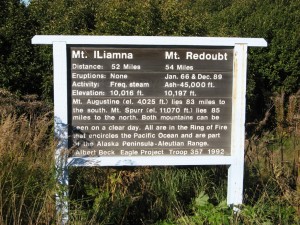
[0,112,57,224]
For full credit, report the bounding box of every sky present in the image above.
[21,0,30,6]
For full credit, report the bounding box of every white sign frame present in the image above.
[32,35,267,223]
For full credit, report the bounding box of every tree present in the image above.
[203,0,300,121]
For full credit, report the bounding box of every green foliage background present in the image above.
[0,0,300,224]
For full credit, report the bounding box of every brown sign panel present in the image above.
[68,46,233,157]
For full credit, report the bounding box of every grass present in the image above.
[0,113,57,224]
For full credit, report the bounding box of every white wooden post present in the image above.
[53,41,69,223]
[227,44,248,207]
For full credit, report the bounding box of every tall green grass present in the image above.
[0,113,57,224]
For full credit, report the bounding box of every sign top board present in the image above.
[32,35,267,47]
